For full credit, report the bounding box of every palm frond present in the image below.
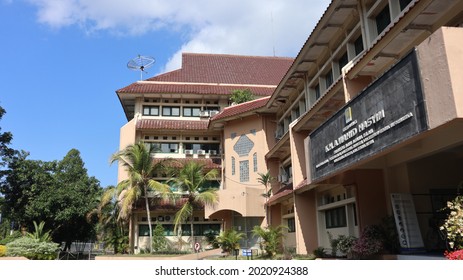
[173,202,193,234]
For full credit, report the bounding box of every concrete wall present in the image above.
[118,118,137,182]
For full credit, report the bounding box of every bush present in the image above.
[440,195,463,250]
[0,231,22,245]
[337,235,357,255]
[6,237,60,260]
[216,229,244,253]
[152,224,168,252]
[0,245,6,257]
[349,225,384,259]
[252,225,286,259]
[312,247,326,258]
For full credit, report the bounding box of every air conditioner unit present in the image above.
[197,149,206,155]
[199,111,209,117]
[278,174,288,183]
[185,149,193,155]
[210,110,219,117]
[209,150,217,155]
[164,215,171,222]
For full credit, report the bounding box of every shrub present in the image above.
[152,224,168,252]
[0,231,22,245]
[337,235,357,255]
[6,237,60,260]
[0,245,7,257]
[440,195,463,250]
[312,247,326,258]
[215,229,244,253]
[444,249,463,260]
[252,225,286,259]
[349,225,384,259]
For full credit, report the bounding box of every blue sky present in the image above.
[0,0,329,187]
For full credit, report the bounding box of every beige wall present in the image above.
[117,118,137,182]
[416,27,463,129]
[289,126,309,187]
[207,114,268,219]
[294,190,318,255]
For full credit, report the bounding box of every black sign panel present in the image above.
[309,51,428,181]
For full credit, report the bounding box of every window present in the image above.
[315,83,321,100]
[287,218,296,233]
[233,135,254,156]
[375,5,391,35]
[354,35,364,56]
[150,143,179,153]
[232,157,236,175]
[142,106,159,116]
[325,206,347,228]
[325,69,333,89]
[162,106,180,116]
[138,224,220,236]
[239,160,249,182]
[184,143,220,153]
[253,153,257,172]
[338,52,348,73]
[399,0,412,10]
[183,107,201,117]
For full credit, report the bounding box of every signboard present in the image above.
[309,51,428,181]
[391,193,425,253]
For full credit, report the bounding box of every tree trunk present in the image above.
[145,185,153,253]
[190,213,195,252]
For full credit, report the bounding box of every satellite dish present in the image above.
[127,55,155,80]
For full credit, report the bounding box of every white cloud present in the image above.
[27,0,330,71]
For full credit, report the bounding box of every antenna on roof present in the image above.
[127,55,155,81]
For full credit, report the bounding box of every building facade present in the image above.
[264,0,463,255]
[116,53,292,252]
[116,0,463,256]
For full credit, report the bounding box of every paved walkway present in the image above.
[95,248,225,260]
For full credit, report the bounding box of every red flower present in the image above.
[444,249,463,260]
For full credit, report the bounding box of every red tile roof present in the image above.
[150,53,294,85]
[117,53,293,96]
[210,96,270,122]
[137,119,209,130]
[117,82,275,96]
[267,184,293,206]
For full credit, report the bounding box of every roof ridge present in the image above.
[182,52,294,60]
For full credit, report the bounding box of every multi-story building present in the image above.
[116,0,463,257]
[264,0,463,257]
[116,53,292,252]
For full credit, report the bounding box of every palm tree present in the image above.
[87,186,128,254]
[110,142,171,253]
[257,171,274,226]
[252,225,286,258]
[169,160,219,251]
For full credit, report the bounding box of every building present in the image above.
[116,0,463,256]
[264,0,463,256]
[116,53,293,252]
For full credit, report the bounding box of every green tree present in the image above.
[230,89,254,104]
[87,186,128,254]
[110,142,171,253]
[0,104,14,165]
[152,224,168,252]
[169,160,219,251]
[257,171,274,226]
[215,229,244,253]
[0,149,102,248]
[252,225,286,258]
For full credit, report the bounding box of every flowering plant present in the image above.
[444,249,463,260]
[440,195,463,250]
[349,225,384,259]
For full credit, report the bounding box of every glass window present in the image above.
[232,157,236,175]
[239,160,249,182]
[399,0,412,10]
[183,107,201,117]
[338,52,348,73]
[315,84,321,100]
[287,218,296,233]
[253,153,257,172]
[150,143,178,153]
[142,106,159,116]
[325,206,347,228]
[354,35,364,56]
[162,106,180,116]
[325,69,333,89]
[375,5,391,35]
